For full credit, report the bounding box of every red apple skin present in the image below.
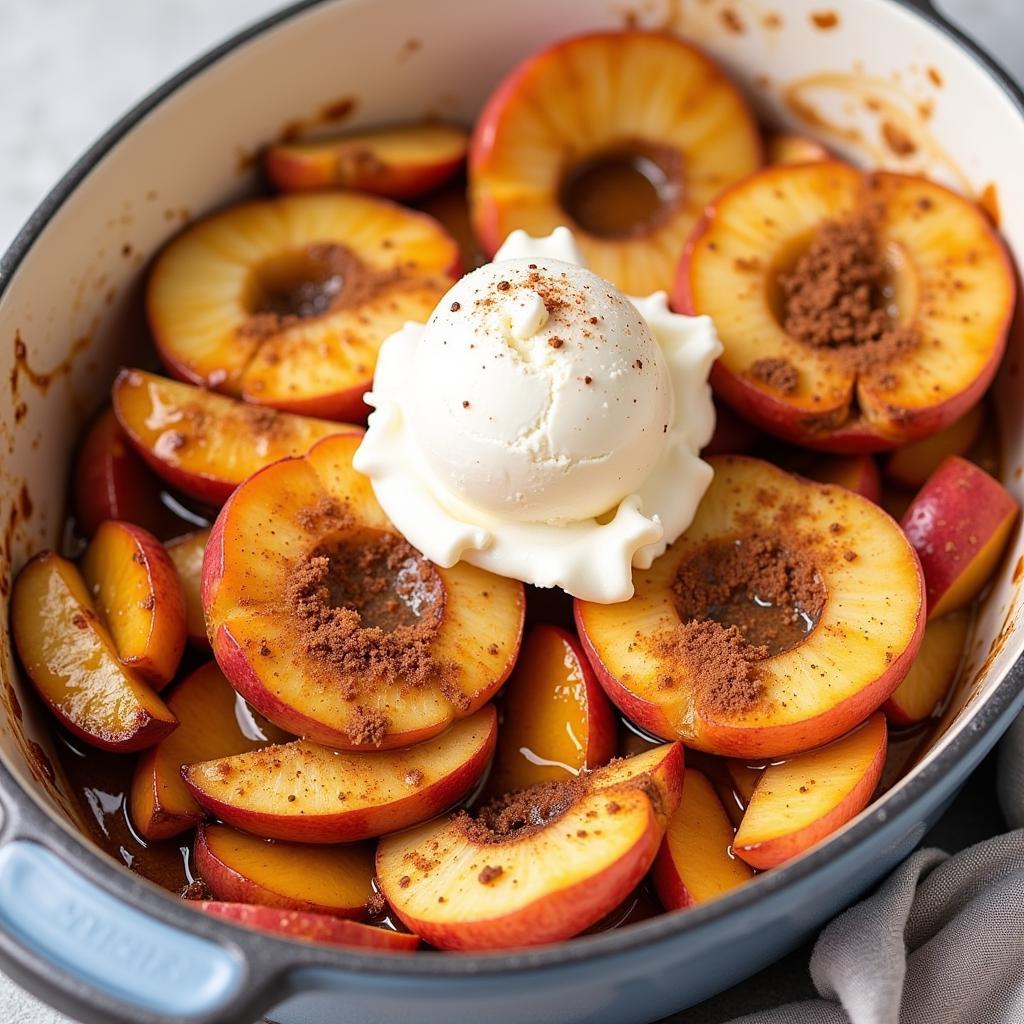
[192,902,419,951]
[73,409,171,538]
[900,455,1020,618]
[182,707,498,843]
[673,181,1015,454]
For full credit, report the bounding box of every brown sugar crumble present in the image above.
[180,879,212,901]
[659,532,827,714]
[284,526,454,743]
[778,211,918,373]
[365,889,387,917]
[655,620,766,714]
[456,776,589,844]
[750,357,799,395]
[478,865,504,885]
[452,769,660,848]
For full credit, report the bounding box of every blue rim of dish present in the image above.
[0,0,1023,981]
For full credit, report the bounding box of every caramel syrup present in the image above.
[559,144,681,239]
[54,729,196,894]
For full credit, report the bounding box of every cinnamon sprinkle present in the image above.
[655,621,766,714]
[779,211,918,373]
[750,357,799,395]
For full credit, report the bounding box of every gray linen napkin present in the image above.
[722,726,1024,1024]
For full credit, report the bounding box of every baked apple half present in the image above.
[469,30,761,295]
[202,433,524,748]
[147,193,459,421]
[576,456,925,758]
[675,162,1014,451]
[113,369,354,504]
[377,743,683,950]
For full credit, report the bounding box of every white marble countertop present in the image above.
[0,1,1021,1022]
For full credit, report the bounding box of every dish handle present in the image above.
[0,773,292,1024]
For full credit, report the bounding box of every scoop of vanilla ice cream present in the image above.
[354,227,722,603]
[403,257,673,524]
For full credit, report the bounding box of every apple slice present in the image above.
[652,769,754,910]
[766,133,831,165]
[487,625,616,796]
[265,122,468,198]
[900,456,1019,618]
[577,456,925,758]
[376,743,683,950]
[194,823,374,918]
[675,162,1014,451]
[147,192,459,422]
[203,433,524,749]
[112,369,355,504]
[733,712,887,869]
[469,30,761,295]
[884,610,969,725]
[193,902,418,952]
[80,521,186,688]
[129,661,280,840]
[183,705,496,843]
[73,408,172,538]
[166,529,210,648]
[11,552,177,752]
[883,402,986,489]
